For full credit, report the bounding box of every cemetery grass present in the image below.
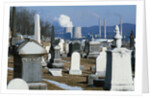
[8,55,104,90]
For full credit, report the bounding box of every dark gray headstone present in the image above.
[130,30,135,50]
[72,41,81,53]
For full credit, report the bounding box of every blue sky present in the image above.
[21,5,136,27]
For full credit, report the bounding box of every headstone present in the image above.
[68,42,72,56]
[84,40,89,55]
[58,38,65,54]
[87,40,100,58]
[49,69,62,76]
[13,40,47,90]
[50,45,64,68]
[95,47,107,77]
[8,78,29,90]
[86,74,99,86]
[65,42,69,54]
[34,14,41,44]
[72,40,81,53]
[130,30,135,50]
[104,25,134,91]
[41,56,47,67]
[69,52,82,75]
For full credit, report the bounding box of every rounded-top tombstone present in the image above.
[8,78,29,90]
[69,52,82,75]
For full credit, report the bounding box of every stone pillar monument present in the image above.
[104,25,134,91]
[34,14,41,44]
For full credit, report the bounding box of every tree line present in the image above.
[10,7,51,37]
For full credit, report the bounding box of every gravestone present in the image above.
[95,47,107,77]
[69,52,82,75]
[50,45,64,68]
[72,40,81,53]
[129,30,135,50]
[13,40,47,90]
[49,69,62,76]
[87,40,100,58]
[87,74,99,86]
[58,38,65,54]
[8,78,29,90]
[104,25,134,91]
[84,40,89,54]
[68,42,72,56]
[65,41,69,54]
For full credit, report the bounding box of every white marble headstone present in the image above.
[58,39,65,54]
[8,78,29,90]
[69,52,82,75]
[104,25,134,91]
[96,47,107,76]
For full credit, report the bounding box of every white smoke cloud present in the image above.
[55,14,73,27]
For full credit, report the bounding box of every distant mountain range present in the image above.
[54,23,136,41]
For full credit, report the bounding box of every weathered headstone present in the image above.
[72,40,81,53]
[95,47,107,77]
[86,74,99,86]
[65,41,69,54]
[104,25,134,91]
[50,45,64,68]
[69,52,82,75]
[87,40,100,58]
[8,78,29,90]
[13,40,47,90]
[58,38,65,54]
[130,30,135,50]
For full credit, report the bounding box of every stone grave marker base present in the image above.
[49,68,62,76]
[86,74,99,86]
[69,70,82,75]
[95,71,106,77]
[28,82,47,90]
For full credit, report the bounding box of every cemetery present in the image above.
[7,7,135,91]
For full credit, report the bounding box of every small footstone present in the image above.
[49,68,62,76]
[87,74,99,86]
[8,78,29,90]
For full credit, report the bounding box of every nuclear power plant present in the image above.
[65,27,73,38]
[65,26,82,39]
[74,26,82,39]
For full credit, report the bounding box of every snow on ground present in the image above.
[43,79,83,90]
[8,67,83,90]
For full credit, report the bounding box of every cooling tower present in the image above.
[65,27,73,38]
[74,26,82,39]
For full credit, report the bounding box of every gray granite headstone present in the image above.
[13,40,47,90]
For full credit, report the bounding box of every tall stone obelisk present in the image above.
[34,14,41,44]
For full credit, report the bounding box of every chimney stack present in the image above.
[120,18,122,36]
[99,18,101,38]
[104,19,106,39]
